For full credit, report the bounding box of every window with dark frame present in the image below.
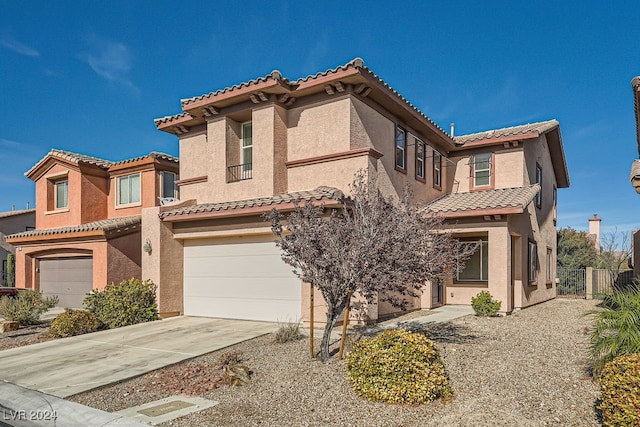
[546,247,553,283]
[415,139,425,180]
[433,150,442,188]
[535,163,542,208]
[160,171,178,199]
[473,153,491,187]
[395,126,406,171]
[457,238,488,282]
[528,240,538,283]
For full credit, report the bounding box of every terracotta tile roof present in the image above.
[425,184,540,217]
[157,58,452,141]
[0,208,35,219]
[111,152,179,165]
[160,186,345,219]
[7,215,141,239]
[180,70,290,108]
[25,149,179,177]
[454,120,559,145]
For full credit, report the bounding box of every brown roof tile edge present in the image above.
[424,185,540,216]
[155,58,452,141]
[7,215,141,240]
[159,187,346,219]
[454,120,559,144]
[0,209,35,219]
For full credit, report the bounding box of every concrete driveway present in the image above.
[0,317,278,398]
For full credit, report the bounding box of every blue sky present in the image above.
[1,1,639,236]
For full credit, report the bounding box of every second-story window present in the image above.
[415,139,425,180]
[535,163,542,208]
[433,150,442,189]
[160,171,178,199]
[395,126,406,171]
[473,153,492,188]
[117,173,141,206]
[242,122,252,174]
[55,180,68,209]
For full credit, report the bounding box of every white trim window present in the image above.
[242,122,253,173]
[117,173,141,206]
[55,180,68,209]
[458,238,488,282]
[546,247,553,283]
[415,139,425,179]
[433,150,442,188]
[395,126,406,170]
[160,171,177,199]
[529,240,538,282]
[473,153,491,187]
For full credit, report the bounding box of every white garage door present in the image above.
[183,237,301,322]
[39,257,93,309]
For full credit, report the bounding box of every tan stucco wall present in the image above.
[287,97,351,161]
[107,168,159,218]
[451,146,525,193]
[35,164,84,229]
[287,156,370,194]
[106,233,142,285]
[142,206,184,316]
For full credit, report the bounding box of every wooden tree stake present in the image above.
[338,288,353,360]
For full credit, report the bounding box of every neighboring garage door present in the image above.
[39,257,93,309]
[183,237,301,322]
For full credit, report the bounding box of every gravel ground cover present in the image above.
[69,298,601,427]
[0,321,53,350]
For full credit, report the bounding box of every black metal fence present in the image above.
[227,163,252,182]
[557,268,586,297]
[557,268,636,298]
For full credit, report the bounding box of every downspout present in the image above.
[630,76,640,194]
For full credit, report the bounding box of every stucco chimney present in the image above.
[588,214,601,253]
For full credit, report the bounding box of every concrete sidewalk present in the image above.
[0,381,146,426]
[0,316,278,398]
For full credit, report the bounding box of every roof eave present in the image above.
[439,206,525,219]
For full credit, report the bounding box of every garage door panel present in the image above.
[183,239,301,321]
[39,258,93,309]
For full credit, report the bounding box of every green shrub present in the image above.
[471,290,501,316]
[83,278,158,329]
[274,320,302,343]
[598,353,640,426]
[49,308,100,338]
[0,290,58,325]
[346,329,452,404]
[589,282,640,374]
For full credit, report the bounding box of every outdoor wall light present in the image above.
[143,239,152,255]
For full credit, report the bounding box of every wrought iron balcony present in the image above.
[227,163,252,182]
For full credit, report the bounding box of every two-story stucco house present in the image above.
[7,150,178,308]
[143,58,569,322]
[0,209,35,286]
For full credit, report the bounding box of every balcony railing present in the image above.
[227,163,252,183]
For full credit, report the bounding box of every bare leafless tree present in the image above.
[265,171,476,361]
[598,229,633,289]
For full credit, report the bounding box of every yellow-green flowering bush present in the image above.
[598,353,640,426]
[346,329,452,404]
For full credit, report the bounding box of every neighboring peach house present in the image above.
[7,150,179,308]
[145,58,569,323]
[0,209,35,286]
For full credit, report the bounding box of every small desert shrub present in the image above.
[471,290,501,316]
[598,353,640,426]
[274,320,302,343]
[346,329,452,404]
[83,278,158,329]
[0,290,58,326]
[49,308,100,338]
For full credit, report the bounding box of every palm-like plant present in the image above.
[589,281,640,375]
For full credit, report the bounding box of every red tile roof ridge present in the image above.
[7,215,141,239]
[424,184,541,214]
[154,112,193,126]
